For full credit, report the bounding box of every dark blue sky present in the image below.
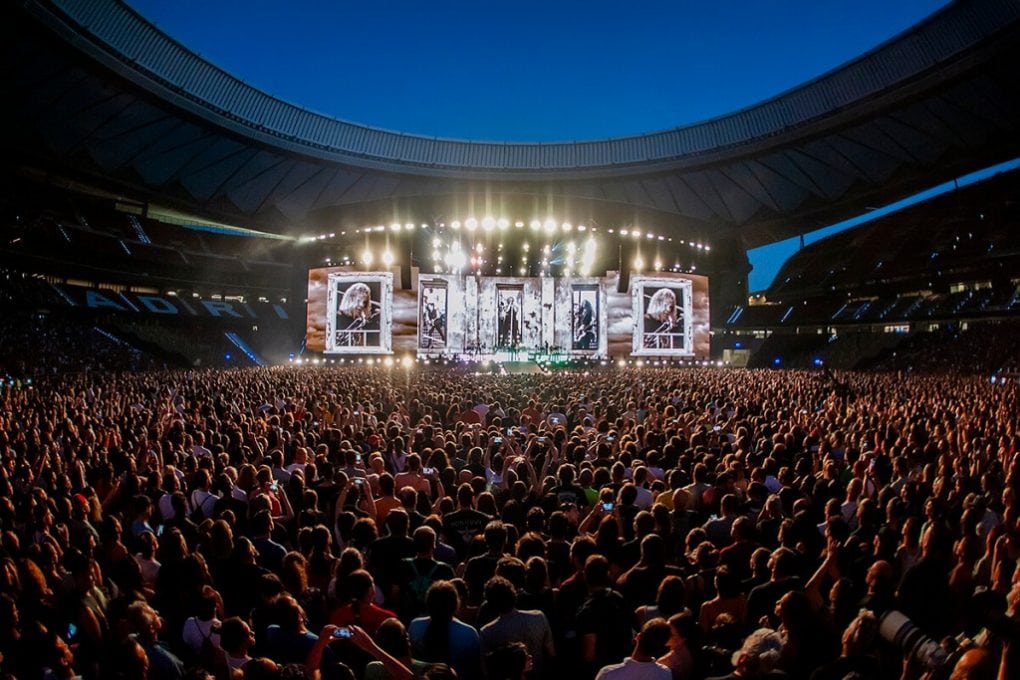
[126,0,949,288]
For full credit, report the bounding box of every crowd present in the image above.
[0,312,162,378]
[0,364,1017,680]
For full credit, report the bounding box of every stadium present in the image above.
[0,0,1018,679]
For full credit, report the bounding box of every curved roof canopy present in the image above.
[6,0,1020,247]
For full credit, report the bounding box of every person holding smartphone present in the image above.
[551,464,589,509]
[394,453,433,498]
[307,623,414,680]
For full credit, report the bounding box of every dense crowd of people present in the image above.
[0,364,1017,680]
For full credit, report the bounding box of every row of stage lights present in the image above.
[303,219,708,250]
[428,237,598,276]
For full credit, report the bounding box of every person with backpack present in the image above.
[181,587,224,673]
[189,469,218,522]
[397,526,455,619]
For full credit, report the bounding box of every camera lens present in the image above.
[879,611,948,670]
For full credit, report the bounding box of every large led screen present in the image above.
[306,269,393,354]
[631,276,694,355]
[307,268,709,358]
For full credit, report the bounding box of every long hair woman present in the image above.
[409,580,482,680]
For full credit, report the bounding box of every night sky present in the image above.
[125,0,949,290]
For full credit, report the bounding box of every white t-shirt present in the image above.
[182,617,221,656]
[595,658,671,680]
[633,486,654,510]
[190,489,218,519]
[158,493,176,522]
[135,554,161,588]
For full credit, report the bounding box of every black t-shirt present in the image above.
[369,535,416,590]
[443,508,492,556]
[551,483,588,508]
[746,578,802,629]
[464,553,502,605]
[576,588,632,674]
[808,655,879,680]
[396,557,456,617]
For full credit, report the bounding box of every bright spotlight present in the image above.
[567,241,576,252]
[529,220,540,230]
[543,218,557,232]
[451,220,461,229]
[390,223,401,231]
[482,216,495,231]
[578,224,587,231]
[362,250,373,266]
[654,259,662,270]
[631,230,641,238]
[633,255,644,270]
[401,355,412,367]
[562,222,573,231]
[382,250,395,266]
[465,218,478,231]
[433,238,442,248]
[620,229,629,236]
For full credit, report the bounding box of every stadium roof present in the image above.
[5,0,1020,247]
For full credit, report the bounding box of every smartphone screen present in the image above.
[332,627,353,639]
[602,501,614,511]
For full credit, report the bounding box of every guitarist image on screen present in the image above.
[420,297,446,349]
[336,283,379,346]
[574,298,597,350]
[644,287,681,349]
